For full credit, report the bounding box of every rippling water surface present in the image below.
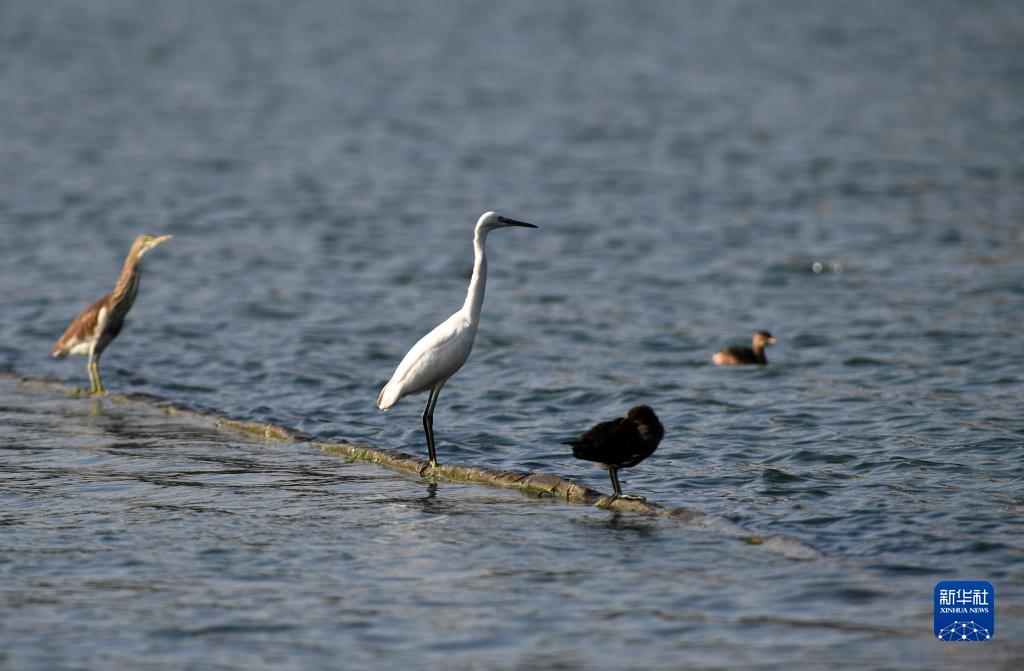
[1,1,1022,668]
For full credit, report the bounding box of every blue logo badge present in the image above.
[934,581,994,641]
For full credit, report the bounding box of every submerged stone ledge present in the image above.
[6,370,819,560]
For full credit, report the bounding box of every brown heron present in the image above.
[712,330,777,365]
[566,405,664,501]
[52,234,172,393]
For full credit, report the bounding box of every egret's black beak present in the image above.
[497,216,537,228]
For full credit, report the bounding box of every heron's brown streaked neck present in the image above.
[462,229,488,323]
[110,243,146,305]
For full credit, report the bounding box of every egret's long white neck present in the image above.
[462,227,488,323]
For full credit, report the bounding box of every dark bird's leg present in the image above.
[421,383,444,469]
[608,467,622,497]
[608,466,645,502]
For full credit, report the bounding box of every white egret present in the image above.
[376,211,537,468]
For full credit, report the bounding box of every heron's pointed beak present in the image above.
[767,337,778,345]
[137,234,173,259]
[496,216,537,229]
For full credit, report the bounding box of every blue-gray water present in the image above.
[1,0,1023,668]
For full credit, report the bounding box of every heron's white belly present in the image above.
[68,341,92,356]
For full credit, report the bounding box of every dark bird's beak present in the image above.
[497,216,537,228]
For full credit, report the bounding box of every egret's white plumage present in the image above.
[377,211,537,467]
[376,310,470,410]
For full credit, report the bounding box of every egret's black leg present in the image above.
[424,381,446,468]
[421,385,438,468]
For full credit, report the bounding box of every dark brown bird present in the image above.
[52,234,172,394]
[712,330,777,365]
[566,405,664,501]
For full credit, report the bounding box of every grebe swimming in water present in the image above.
[712,330,777,365]
[565,405,664,501]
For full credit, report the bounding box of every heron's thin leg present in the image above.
[608,467,622,497]
[421,385,439,468]
[87,353,99,394]
[89,358,105,395]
